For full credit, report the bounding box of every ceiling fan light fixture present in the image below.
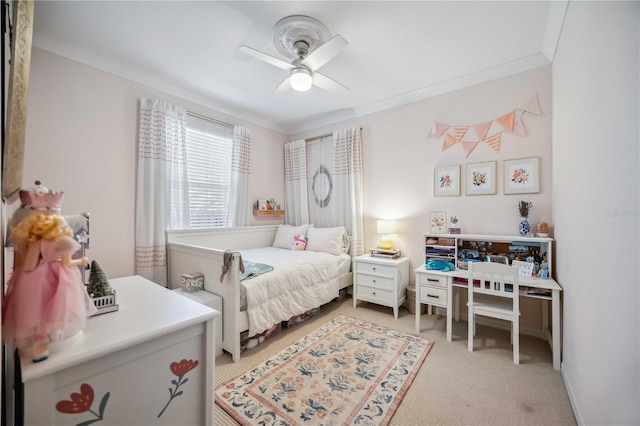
[290,68,313,91]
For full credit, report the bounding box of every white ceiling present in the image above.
[31,1,567,135]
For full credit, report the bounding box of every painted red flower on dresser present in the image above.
[171,358,199,376]
[158,358,200,418]
[56,383,110,425]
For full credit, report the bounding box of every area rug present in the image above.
[215,315,433,425]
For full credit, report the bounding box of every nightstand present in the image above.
[352,255,410,319]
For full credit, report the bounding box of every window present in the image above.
[185,113,233,228]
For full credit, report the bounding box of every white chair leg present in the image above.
[513,322,520,364]
[468,312,474,352]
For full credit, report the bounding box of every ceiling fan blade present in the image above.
[273,77,291,94]
[301,34,348,71]
[238,45,294,71]
[312,72,349,93]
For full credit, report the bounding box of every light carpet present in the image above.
[215,315,433,425]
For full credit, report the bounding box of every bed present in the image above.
[166,224,352,362]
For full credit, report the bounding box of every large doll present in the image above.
[2,182,97,362]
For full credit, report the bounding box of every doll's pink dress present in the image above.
[2,236,97,351]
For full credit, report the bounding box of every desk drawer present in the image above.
[357,285,394,304]
[355,273,394,290]
[355,262,395,278]
[419,285,447,307]
[418,273,447,288]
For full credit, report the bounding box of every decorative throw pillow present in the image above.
[306,226,346,256]
[292,235,308,250]
[272,224,309,249]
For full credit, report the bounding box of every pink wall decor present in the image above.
[427,95,541,156]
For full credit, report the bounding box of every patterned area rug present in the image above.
[215,315,433,425]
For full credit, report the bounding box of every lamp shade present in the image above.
[377,220,396,235]
[290,68,313,91]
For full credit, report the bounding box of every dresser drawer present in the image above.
[357,285,394,304]
[418,285,447,307]
[418,273,447,288]
[355,273,394,290]
[355,262,395,278]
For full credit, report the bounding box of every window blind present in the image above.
[185,113,233,228]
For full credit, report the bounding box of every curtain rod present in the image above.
[187,111,233,128]
[306,127,363,142]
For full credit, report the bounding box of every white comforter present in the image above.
[239,247,341,337]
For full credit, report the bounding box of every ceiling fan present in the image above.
[238,15,348,93]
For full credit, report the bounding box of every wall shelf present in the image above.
[253,208,284,216]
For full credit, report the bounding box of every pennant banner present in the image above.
[496,111,515,132]
[461,140,480,158]
[427,122,449,139]
[429,95,539,156]
[508,114,527,136]
[522,95,542,116]
[472,121,492,140]
[442,133,458,151]
[453,126,469,142]
[483,133,501,152]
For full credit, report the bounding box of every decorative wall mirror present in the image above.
[3,0,34,200]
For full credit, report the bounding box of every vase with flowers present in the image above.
[517,201,533,236]
[448,215,461,234]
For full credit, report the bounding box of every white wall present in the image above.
[553,2,639,425]
[293,66,553,330]
[21,48,287,280]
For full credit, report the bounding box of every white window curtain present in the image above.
[284,140,310,225]
[332,127,365,256]
[226,126,251,227]
[135,98,189,286]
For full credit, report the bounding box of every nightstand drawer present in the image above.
[419,285,447,307]
[355,273,394,290]
[357,285,394,303]
[418,273,447,288]
[355,262,395,278]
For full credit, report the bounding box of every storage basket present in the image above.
[406,285,427,314]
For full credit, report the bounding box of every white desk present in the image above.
[19,275,220,425]
[415,265,562,370]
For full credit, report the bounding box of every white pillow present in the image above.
[306,226,346,256]
[272,224,309,249]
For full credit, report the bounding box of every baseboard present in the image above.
[562,366,584,425]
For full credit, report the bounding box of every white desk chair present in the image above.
[467,262,520,364]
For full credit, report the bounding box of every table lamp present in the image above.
[377,220,396,250]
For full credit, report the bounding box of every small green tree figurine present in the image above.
[86,260,113,298]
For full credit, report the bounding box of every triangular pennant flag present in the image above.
[435,122,451,138]
[461,139,480,158]
[507,114,527,136]
[522,95,542,116]
[427,123,436,139]
[442,133,458,151]
[483,133,501,152]
[472,121,492,140]
[453,126,469,141]
[496,111,515,131]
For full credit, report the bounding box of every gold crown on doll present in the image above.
[19,181,64,211]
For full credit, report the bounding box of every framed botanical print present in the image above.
[429,211,447,234]
[433,165,460,197]
[504,157,540,194]
[465,161,497,195]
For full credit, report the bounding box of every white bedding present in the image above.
[239,247,348,336]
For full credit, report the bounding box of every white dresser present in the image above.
[18,275,219,425]
[352,255,410,319]
[172,288,223,357]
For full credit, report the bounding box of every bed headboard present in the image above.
[166,225,279,250]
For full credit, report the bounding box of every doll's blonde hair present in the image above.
[11,212,72,242]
